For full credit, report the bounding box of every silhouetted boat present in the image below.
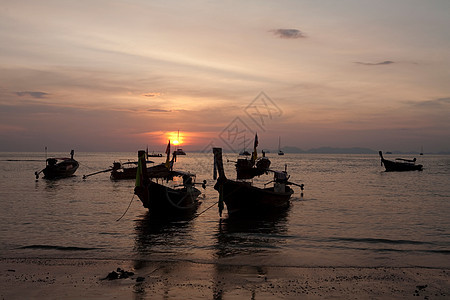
[239,135,251,156]
[278,136,284,155]
[83,159,158,180]
[173,148,186,155]
[173,130,186,155]
[235,155,271,180]
[379,151,423,172]
[35,150,79,179]
[147,151,162,157]
[110,160,160,180]
[213,147,303,217]
[235,133,271,180]
[146,146,162,157]
[134,149,205,216]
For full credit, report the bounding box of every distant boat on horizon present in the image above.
[146,146,162,157]
[278,136,284,155]
[173,130,186,155]
[239,135,251,156]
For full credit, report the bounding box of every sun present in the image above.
[165,131,184,146]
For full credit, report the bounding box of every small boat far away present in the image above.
[278,136,284,155]
[379,151,423,172]
[239,135,251,156]
[35,149,79,179]
[173,130,186,155]
[146,146,162,157]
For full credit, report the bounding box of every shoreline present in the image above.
[1,258,449,299]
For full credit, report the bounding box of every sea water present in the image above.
[0,152,449,268]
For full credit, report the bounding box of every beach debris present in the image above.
[416,284,428,290]
[414,284,428,297]
[102,268,135,280]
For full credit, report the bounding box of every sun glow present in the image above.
[166,131,184,146]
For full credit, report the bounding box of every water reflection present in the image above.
[212,210,290,299]
[133,211,196,258]
[132,212,201,298]
[215,209,290,259]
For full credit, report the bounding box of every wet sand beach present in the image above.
[1,258,449,299]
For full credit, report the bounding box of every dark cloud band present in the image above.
[16,91,49,98]
[271,29,306,39]
[354,61,394,66]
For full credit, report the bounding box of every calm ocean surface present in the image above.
[1,152,449,268]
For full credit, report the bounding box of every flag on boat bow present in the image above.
[252,133,258,163]
[165,140,171,169]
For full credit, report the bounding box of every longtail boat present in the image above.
[35,150,79,179]
[213,147,303,217]
[83,160,156,180]
[379,151,423,172]
[134,146,205,217]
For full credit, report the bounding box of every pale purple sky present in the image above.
[1,0,449,152]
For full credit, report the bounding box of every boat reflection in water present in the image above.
[133,211,196,257]
[213,211,289,299]
[132,211,199,297]
[214,210,289,258]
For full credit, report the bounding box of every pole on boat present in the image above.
[213,157,217,180]
[135,150,150,202]
[82,168,113,179]
[379,151,384,166]
[213,147,226,180]
[213,147,226,217]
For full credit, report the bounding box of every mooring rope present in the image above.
[116,194,135,222]
[193,201,218,218]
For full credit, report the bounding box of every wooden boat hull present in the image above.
[135,180,201,216]
[215,179,293,216]
[381,159,423,171]
[43,160,79,179]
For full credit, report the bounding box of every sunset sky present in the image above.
[1,0,449,153]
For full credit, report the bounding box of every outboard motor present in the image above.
[273,171,289,193]
[47,158,57,166]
